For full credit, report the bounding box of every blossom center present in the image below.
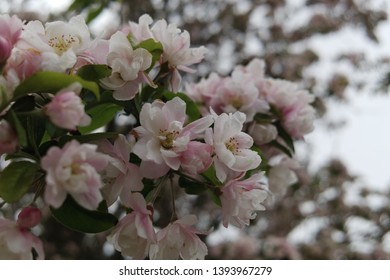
[70,162,82,174]
[230,97,242,109]
[225,137,239,154]
[159,129,179,149]
[48,34,77,55]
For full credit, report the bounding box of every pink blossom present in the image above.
[95,134,144,207]
[44,83,91,130]
[124,14,154,44]
[0,208,44,260]
[209,74,269,122]
[151,19,207,73]
[4,48,42,82]
[220,173,268,228]
[152,20,207,91]
[73,38,109,71]
[133,97,213,178]
[0,119,18,155]
[100,31,153,100]
[149,215,208,260]
[248,123,278,146]
[232,58,266,89]
[260,79,315,139]
[106,193,156,259]
[0,14,23,64]
[205,111,261,183]
[179,141,213,176]
[268,155,299,196]
[41,140,109,210]
[18,15,91,72]
[186,72,223,104]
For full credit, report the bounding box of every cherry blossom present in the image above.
[149,215,208,260]
[220,173,268,228]
[209,73,269,122]
[260,78,315,139]
[268,155,299,196]
[95,134,144,207]
[41,140,109,210]
[124,14,154,44]
[179,141,213,176]
[17,15,91,72]
[100,31,153,100]
[106,193,156,259]
[44,83,91,130]
[248,123,278,146]
[133,97,213,178]
[0,207,44,260]
[125,14,208,92]
[0,14,23,65]
[205,111,261,183]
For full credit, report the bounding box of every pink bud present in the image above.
[0,37,12,64]
[17,207,42,229]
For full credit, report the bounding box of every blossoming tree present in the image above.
[0,12,315,259]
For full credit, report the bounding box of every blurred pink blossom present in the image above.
[41,140,109,210]
[0,14,23,64]
[0,209,44,260]
[220,172,268,228]
[107,193,156,259]
[149,215,207,260]
[179,141,213,176]
[260,79,315,139]
[96,134,144,207]
[44,83,91,130]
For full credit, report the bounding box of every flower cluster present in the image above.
[0,13,315,259]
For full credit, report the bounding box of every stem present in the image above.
[27,116,41,159]
[31,173,45,203]
[169,173,177,222]
[149,174,169,204]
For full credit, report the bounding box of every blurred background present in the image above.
[2,0,390,259]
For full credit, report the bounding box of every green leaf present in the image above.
[254,112,276,124]
[50,196,118,233]
[0,161,39,202]
[163,92,201,122]
[11,95,36,112]
[201,165,222,186]
[68,0,91,11]
[208,189,222,207]
[178,176,207,195]
[250,145,269,172]
[270,140,293,158]
[86,3,105,23]
[136,39,163,71]
[14,71,100,101]
[275,122,295,153]
[78,103,123,134]
[6,110,28,147]
[0,88,9,112]
[77,64,112,81]
[59,132,118,146]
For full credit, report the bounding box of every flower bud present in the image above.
[17,207,42,229]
